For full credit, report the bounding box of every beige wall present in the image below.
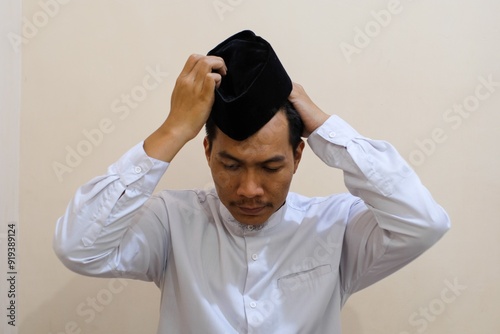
[11,0,500,333]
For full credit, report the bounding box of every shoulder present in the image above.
[286,191,365,228]
[155,187,211,200]
[144,188,219,231]
[152,188,217,208]
[286,191,361,212]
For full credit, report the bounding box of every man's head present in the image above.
[204,102,304,226]
[204,30,303,225]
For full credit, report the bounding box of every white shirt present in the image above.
[54,115,450,334]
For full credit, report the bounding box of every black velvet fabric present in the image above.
[207,30,292,141]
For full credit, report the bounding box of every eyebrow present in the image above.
[217,151,286,165]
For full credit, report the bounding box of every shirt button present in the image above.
[250,302,257,308]
[134,166,142,174]
[251,254,258,261]
[328,132,336,138]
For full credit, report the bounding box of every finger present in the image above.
[212,57,228,76]
[202,55,227,76]
[179,54,203,76]
[193,56,227,85]
[201,72,222,97]
[212,72,223,89]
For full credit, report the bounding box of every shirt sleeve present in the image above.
[53,142,170,284]
[307,115,451,299]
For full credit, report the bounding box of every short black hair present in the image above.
[205,101,304,152]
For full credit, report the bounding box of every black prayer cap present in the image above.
[207,30,292,141]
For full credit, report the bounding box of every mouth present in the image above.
[236,206,267,216]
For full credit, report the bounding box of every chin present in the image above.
[231,210,273,226]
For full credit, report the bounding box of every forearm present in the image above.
[55,54,225,277]
[144,121,195,162]
[308,115,450,241]
[143,54,227,162]
[53,142,169,276]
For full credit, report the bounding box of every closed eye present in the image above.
[262,165,283,173]
[223,163,240,171]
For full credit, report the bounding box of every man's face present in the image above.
[204,111,304,226]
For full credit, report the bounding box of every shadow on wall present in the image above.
[20,275,159,334]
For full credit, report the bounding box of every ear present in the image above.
[293,140,305,173]
[203,136,211,164]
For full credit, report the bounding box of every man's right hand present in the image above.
[144,55,227,162]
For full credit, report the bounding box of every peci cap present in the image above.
[207,30,292,141]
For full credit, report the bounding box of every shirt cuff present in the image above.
[110,141,170,188]
[308,115,362,148]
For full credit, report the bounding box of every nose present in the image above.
[236,170,264,198]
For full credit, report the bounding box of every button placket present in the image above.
[242,234,270,329]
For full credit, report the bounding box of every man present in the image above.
[54,31,450,333]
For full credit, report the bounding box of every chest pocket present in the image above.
[277,264,332,293]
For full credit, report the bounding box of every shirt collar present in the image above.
[219,200,288,237]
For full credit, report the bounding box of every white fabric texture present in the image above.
[54,115,450,334]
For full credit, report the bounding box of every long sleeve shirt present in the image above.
[53,115,450,334]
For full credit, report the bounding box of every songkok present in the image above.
[207,30,292,140]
